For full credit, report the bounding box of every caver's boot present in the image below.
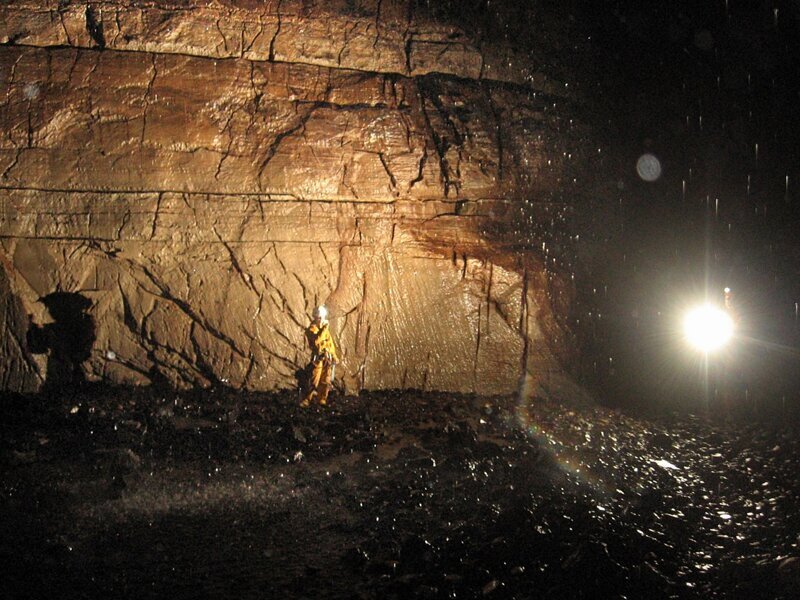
[317,384,330,406]
[300,391,315,408]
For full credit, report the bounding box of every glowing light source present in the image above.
[683,304,734,352]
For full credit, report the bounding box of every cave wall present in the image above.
[0,0,580,395]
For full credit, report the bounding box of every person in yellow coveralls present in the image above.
[300,305,339,407]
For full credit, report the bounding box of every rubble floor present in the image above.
[2,387,799,599]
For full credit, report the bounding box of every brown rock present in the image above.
[0,1,568,91]
[0,1,586,396]
[0,264,42,391]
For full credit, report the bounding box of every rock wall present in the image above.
[0,0,582,395]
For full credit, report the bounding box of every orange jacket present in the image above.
[306,321,339,363]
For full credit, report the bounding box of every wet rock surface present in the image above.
[0,0,584,395]
[3,387,798,598]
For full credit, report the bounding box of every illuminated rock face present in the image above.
[0,1,579,395]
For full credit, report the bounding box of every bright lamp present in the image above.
[683,304,734,352]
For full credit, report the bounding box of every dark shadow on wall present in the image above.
[27,292,96,390]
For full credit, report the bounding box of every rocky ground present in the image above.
[2,386,800,599]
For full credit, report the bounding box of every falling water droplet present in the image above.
[754,143,759,164]
[23,83,40,100]
[636,154,662,182]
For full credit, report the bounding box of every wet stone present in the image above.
[1,387,799,599]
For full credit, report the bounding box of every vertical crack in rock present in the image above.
[25,103,34,149]
[180,193,198,222]
[141,53,158,146]
[402,1,414,75]
[7,52,25,84]
[214,111,237,181]
[117,279,140,337]
[66,50,82,86]
[1,149,22,181]
[486,86,504,182]
[486,262,494,331]
[149,192,163,240]
[243,61,263,144]
[242,14,265,57]
[57,10,74,46]
[337,21,359,67]
[215,18,229,55]
[361,323,371,389]
[417,80,464,198]
[355,275,371,386]
[473,293,482,389]
[85,5,105,49]
[318,242,335,276]
[405,106,428,191]
[111,8,123,47]
[241,353,256,387]
[373,0,383,51]
[417,92,450,197]
[268,0,282,62]
[339,164,359,199]
[116,209,131,240]
[377,152,399,197]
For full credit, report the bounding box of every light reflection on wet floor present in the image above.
[3,390,799,598]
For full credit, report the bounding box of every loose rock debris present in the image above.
[2,387,799,599]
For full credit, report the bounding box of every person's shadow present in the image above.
[27,292,96,390]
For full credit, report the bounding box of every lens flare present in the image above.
[683,305,734,352]
[636,153,662,182]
